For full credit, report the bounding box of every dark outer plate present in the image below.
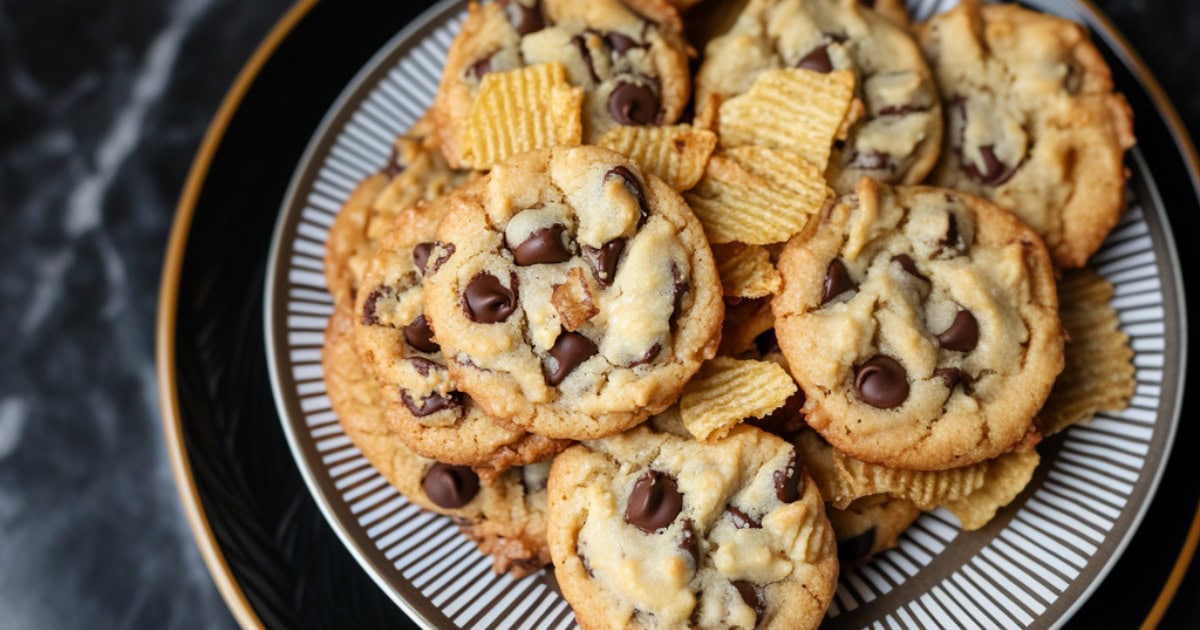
[158,0,1197,628]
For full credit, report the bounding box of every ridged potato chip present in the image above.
[1038,269,1135,436]
[685,146,831,245]
[463,63,583,169]
[599,124,718,191]
[717,68,857,171]
[713,243,782,299]
[680,357,797,443]
[944,450,1040,531]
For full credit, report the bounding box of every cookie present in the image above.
[422,146,723,440]
[826,494,921,565]
[352,195,571,477]
[772,178,1063,470]
[915,0,1135,269]
[323,116,471,304]
[434,0,690,168]
[322,301,551,576]
[547,425,838,629]
[696,0,942,192]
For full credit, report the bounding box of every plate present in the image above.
[159,0,1196,628]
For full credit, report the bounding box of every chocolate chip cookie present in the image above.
[915,0,1135,268]
[422,146,723,440]
[696,0,942,192]
[322,302,551,576]
[772,178,1063,470]
[324,115,471,304]
[353,195,570,477]
[827,494,921,565]
[547,425,838,629]
[434,0,691,168]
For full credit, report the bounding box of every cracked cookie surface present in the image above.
[915,0,1135,268]
[422,146,723,440]
[434,0,690,168]
[547,425,837,629]
[772,178,1063,470]
[696,0,942,192]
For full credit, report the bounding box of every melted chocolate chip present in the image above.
[938,213,968,257]
[848,151,893,171]
[774,450,803,503]
[937,309,979,352]
[627,343,661,367]
[422,463,480,509]
[733,581,764,618]
[726,506,761,529]
[501,0,544,35]
[605,165,649,225]
[680,519,700,566]
[822,259,857,305]
[796,44,833,73]
[878,103,931,116]
[383,145,405,178]
[854,356,909,409]
[546,332,598,386]
[606,31,644,55]
[511,224,572,266]
[625,470,683,533]
[963,144,1018,186]
[746,391,806,437]
[403,314,440,353]
[401,389,462,417]
[413,241,454,276]
[463,273,518,323]
[891,254,927,282]
[466,54,494,81]
[578,552,594,577]
[608,80,660,126]
[837,527,877,563]
[583,239,625,286]
[571,35,600,83]
[753,329,779,356]
[934,367,967,390]
[361,286,393,326]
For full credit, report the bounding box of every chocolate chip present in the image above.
[578,552,594,577]
[837,527,876,563]
[463,273,518,323]
[878,103,931,116]
[937,309,979,352]
[361,286,393,326]
[501,0,544,35]
[796,45,832,73]
[848,151,893,171]
[627,342,661,367]
[608,80,660,126]
[466,54,494,81]
[962,144,1017,186]
[403,314,440,353]
[401,389,462,417]
[774,450,803,503]
[746,391,806,437]
[726,506,761,529]
[822,259,857,305]
[422,463,480,509]
[679,519,699,566]
[583,238,625,286]
[891,254,927,282]
[383,145,405,178]
[606,31,644,55]
[854,356,909,409]
[934,367,967,390]
[753,329,779,356]
[407,357,439,377]
[939,213,968,256]
[732,581,764,618]
[413,241,454,276]
[625,470,682,533]
[605,165,649,225]
[571,35,600,83]
[511,224,572,266]
[546,332,598,386]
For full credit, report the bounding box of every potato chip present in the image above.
[552,267,599,332]
[833,451,989,511]
[717,69,857,171]
[718,299,776,357]
[463,63,584,169]
[680,357,797,443]
[944,450,1040,531]
[713,243,782,299]
[1037,269,1135,436]
[599,124,718,191]
[685,146,831,245]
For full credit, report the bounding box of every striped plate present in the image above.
[264,0,1187,627]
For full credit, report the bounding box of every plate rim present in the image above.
[157,0,1198,628]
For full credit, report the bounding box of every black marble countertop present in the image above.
[0,1,1195,628]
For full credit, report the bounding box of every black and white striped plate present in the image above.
[263,1,1187,627]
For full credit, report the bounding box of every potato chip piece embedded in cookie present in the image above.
[680,357,797,443]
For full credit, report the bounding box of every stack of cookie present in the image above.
[320,0,1137,626]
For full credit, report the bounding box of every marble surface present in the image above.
[0,1,1194,628]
